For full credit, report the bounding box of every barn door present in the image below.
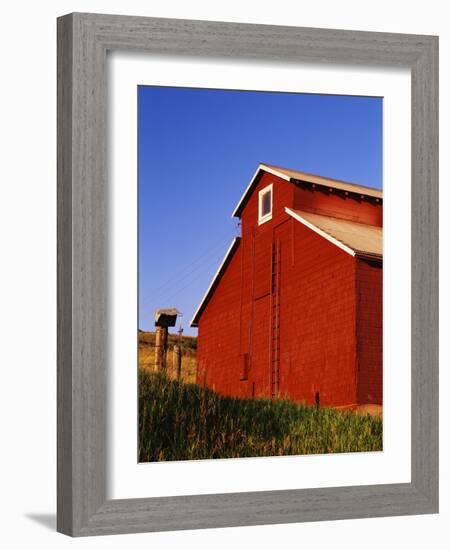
[246,230,272,397]
[269,239,281,398]
[248,232,282,400]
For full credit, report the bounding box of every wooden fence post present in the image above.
[154,326,168,372]
[173,344,182,380]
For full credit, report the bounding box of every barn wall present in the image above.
[197,219,358,407]
[279,220,357,407]
[356,258,383,405]
[293,184,382,226]
[196,243,246,396]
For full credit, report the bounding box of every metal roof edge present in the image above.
[285,207,357,257]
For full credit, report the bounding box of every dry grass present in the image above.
[138,330,197,383]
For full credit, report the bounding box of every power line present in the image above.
[149,253,224,308]
[143,236,231,297]
[140,230,237,307]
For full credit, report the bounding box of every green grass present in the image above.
[139,370,382,462]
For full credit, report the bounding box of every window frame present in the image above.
[258,183,273,225]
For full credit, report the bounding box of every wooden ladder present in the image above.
[270,239,281,399]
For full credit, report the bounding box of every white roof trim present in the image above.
[231,163,290,218]
[190,237,241,327]
[285,207,356,257]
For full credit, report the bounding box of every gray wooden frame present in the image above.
[57,12,438,537]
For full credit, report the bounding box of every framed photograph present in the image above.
[57,13,438,536]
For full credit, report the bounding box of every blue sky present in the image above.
[138,86,382,335]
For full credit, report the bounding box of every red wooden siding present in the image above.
[196,243,244,395]
[195,168,382,408]
[280,221,357,406]
[356,258,383,404]
[293,184,382,226]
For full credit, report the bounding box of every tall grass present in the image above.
[139,370,382,462]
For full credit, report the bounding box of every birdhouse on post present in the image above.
[154,308,179,373]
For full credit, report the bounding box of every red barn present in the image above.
[190,164,382,411]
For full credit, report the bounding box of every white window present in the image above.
[258,183,273,225]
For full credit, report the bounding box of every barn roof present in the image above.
[190,237,241,328]
[285,208,382,260]
[232,163,382,218]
